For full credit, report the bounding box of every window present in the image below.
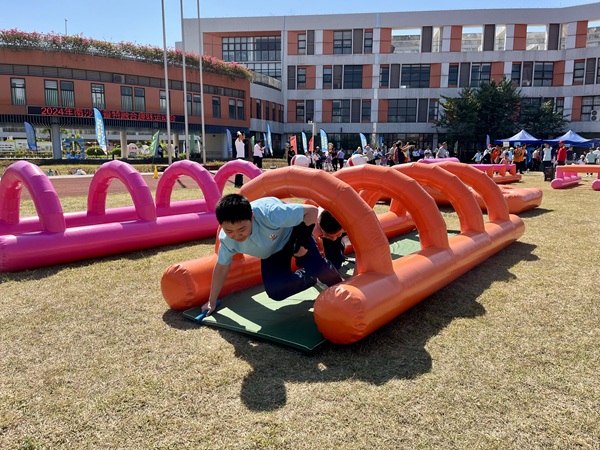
[587,20,600,47]
[91,83,105,109]
[511,63,522,86]
[306,100,314,122]
[134,88,145,112]
[380,66,389,88]
[222,36,282,79]
[237,100,244,120]
[296,101,305,122]
[333,65,343,89]
[522,62,533,87]
[159,90,167,113]
[364,30,373,53]
[298,33,306,54]
[212,96,221,118]
[265,101,270,121]
[448,64,459,87]
[121,86,133,111]
[228,99,236,119]
[256,99,261,119]
[585,58,597,84]
[388,99,418,123]
[11,78,26,105]
[581,96,600,121]
[343,65,363,89]
[60,81,75,107]
[428,99,439,121]
[401,65,430,88]
[573,61,585,84]
[526,25,546,50]
[555,98,565,115]
[193,94,202,116]
[470,63,491,87]
[461,26,483,52]
[333,30,352,54]
[297,67,306,88]
[287,65,296,90]
[186,93,192,115]
[361,99,371,122]
[332,100,351,123]
[323,66,332,88]
[392,28,421,53]
[44,80,59,106]
[520,97,543,121]
[533,62,553,87]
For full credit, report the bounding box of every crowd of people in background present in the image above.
[283,140,460,171]
[473,141,600,173]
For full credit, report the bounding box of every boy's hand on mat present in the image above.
[293,246,308,258]
[202,299,218,316]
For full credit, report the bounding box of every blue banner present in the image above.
[301,132,308,154]
[267,123,273,156]
[359,133,368,150]
[319,129,328,150]
[226,129,232,158]
[93,108,108,154]
[24,121,37,151]
[262,132,268,155]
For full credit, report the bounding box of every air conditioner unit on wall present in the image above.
[591,110,598,121]
[113,74,125,84]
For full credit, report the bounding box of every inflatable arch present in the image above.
[213,159,263,194]
[161,164,524,344]
[0,160,231,272]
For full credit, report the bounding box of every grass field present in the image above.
[1,169,599,449]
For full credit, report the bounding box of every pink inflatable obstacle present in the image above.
[0,159,262,272]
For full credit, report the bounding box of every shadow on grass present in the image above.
[517,207,553,218]
[162,241,538,412]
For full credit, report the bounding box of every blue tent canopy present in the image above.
[494,129,541,145]
[546,130,593,147]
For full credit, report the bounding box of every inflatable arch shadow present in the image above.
[161,165,524,344]
[0,160,223,272]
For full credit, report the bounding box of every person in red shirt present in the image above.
[556,141,568,166]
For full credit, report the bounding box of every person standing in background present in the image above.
[234,131,246,188]
[556,141,567,166]
[253,139,265,169]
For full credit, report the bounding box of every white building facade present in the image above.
[180,4,600,151]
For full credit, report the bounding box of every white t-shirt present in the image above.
[253,143,264,157]
[235,138,245,159]
[542,147,553,162]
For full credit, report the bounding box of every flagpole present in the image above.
[180,0,190,160]
[197,0,207,165]
[161,0,172,165]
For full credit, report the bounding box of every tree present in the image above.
[436,78,522,150]
[518,101,569,139]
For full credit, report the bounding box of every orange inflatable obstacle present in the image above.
[161,164,524,344]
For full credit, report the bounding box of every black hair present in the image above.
[215,194,252,224]
[319,210,342,234]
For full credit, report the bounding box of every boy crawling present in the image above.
[202,194,343,315]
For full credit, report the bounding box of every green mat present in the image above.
[183,230,454,352]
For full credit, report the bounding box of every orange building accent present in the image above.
[379,29,392,54]
[378,99,388,123]
[571,97,582,121]
[513,25,527,51]
[430,63,442,88]
[491,62,504,82]
[450,26,463,52]
[287,31,300,56]
[575,21,588,48]
[321,99,333,123]
[362,64,372,89]
[323,30,334,55]
[553,60,565,86]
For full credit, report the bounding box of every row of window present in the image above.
[573,58,600,85]
[0,64,245,99]
[9,78,245,120]
[254,99,284,122]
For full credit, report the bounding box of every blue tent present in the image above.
[494,129,541,145]
[546,130,593,147]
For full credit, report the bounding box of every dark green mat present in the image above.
[183,230,456,352]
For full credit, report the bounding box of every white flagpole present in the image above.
[180,0,190,160]
[161,0,172,165]
[197,0,207,165]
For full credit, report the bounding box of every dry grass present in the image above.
[1,171,599,449]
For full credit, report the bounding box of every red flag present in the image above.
[309,137,314,152]
[290,136,297,154]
